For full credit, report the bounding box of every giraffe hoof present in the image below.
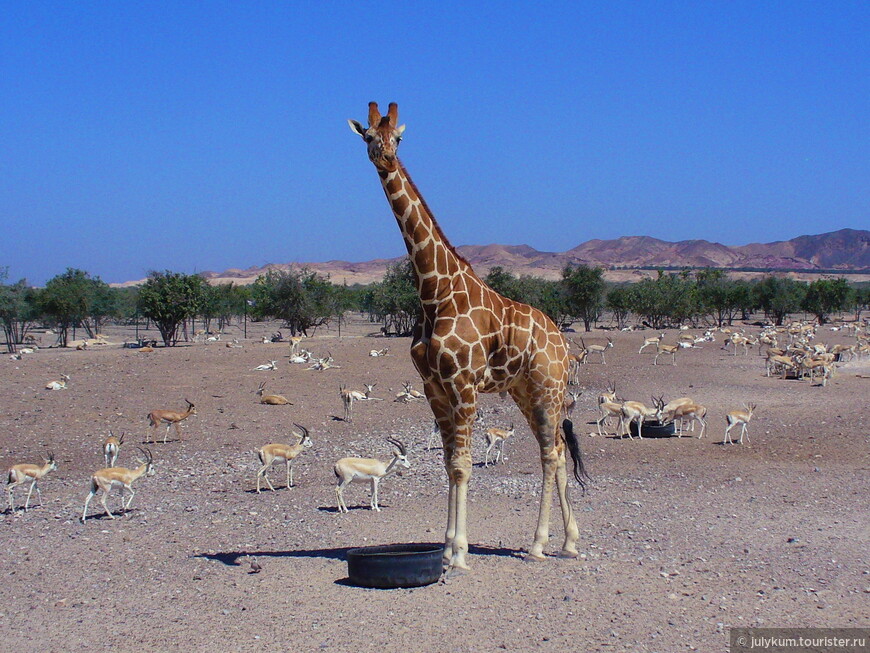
[444,566,469,580]
[557,550,579,559]
[523,553,547,563]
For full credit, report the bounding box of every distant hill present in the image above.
[169,228,870,287]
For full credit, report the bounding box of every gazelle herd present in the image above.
[5,316,863,527]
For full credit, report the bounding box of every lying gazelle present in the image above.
[638,332,665,353]
[81,447,155,522]
[45,374,70,390]
[582,336,614,364]
[484,423,515,466]
[723,403,756,445]
[402,382,425,400]
[103,431,125,467]
[147,399,196,443]
[254,360,277,371]
[7,453,57,513]
[255,381,292,405]
[255,424,312,492]
[334,437,410,513]
[653,342,679,366]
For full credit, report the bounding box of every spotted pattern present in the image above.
[350,103,581,570]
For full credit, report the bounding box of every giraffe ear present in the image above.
[397,124,406,138]
[348,119,367,137]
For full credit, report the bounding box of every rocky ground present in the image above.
[1,317,867,652]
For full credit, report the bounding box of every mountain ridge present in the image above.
[119,228,870,287]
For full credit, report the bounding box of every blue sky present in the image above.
[2,2,867,285]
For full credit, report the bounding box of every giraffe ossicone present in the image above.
[349,102,589,571]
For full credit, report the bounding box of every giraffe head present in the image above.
[348,102,406,172]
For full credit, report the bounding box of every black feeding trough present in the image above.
[346,543,444,589]
[629,420,677,438]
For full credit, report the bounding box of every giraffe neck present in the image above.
[378,161,474,302]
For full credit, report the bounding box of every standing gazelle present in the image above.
[724,403,756,445]
[81,448,155,522]
[255,424,312,492]
[483,423,515,466]
[103,431,125,468]
[582,337,614,364]
[7,453,57,513]
[147,399,196,443]
[333,437,410,513]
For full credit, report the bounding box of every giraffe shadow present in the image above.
[317,504,388,513]
[195,543,523,569]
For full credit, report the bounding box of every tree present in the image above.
[250,268,340,336]
[849,284,869,322]
[802,278,852,325]
[38,268,112,347]
[367,259,419,336]
[753,276,806,326]
[483,266,521,300]
[138,271,206,346]
[628,271,698,329]
[605,285,633,330]
[696,268,738,327]
[561,265,606,332]
[0,270,38,353]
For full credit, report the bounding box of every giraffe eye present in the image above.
[364,134,374,143]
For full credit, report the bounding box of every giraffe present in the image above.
[349,102,588,571]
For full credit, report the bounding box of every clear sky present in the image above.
[2,2,867,285]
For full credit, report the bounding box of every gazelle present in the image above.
[147,399,196,443]
[402,381,426,400]
[45,374,70,390]
[103,431,125,467]
[596,401,624,437]
[253,360,277,371]
[483,423,515,466]
[598,381,619,406]
[564,390,581,417]
[340,385,366,422]
[81,447,155,522]
[7,453,57,513]
[288,336,304,356]
[653,342,679,365]
[255,424,312,492]
[255,381,292,405]
[333,437,410,513]
[723,403,756,445]
[362,383,382,401]
[619,397,663,439]
[668,402,708,438]
[289,350,311,364]
[639,333,665,353]
[582,337,614,364]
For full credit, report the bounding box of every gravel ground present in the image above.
[1,317,867,652]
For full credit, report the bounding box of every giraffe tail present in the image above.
[562,419,590,490]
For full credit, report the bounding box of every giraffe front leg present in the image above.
[446,462,472,571]
[444,479,457,565]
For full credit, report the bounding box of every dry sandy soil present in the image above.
[1,317,868,652]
